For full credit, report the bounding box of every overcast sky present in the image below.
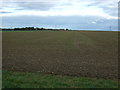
[0,0,119,31]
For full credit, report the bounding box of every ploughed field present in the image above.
[2,31,118,79]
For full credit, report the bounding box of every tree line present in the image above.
[1,27,70,31]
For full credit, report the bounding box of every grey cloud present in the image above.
[87,0,118,16]
[103,8,117,16]
[16,2,56,11]
[87,1,102,7]
[0,11,12,14]
[15,8,25,10]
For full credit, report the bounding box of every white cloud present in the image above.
[0,0,118,31]
[0,0,118,20]
[1,0,118,30]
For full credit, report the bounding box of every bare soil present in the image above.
[2,31,118,79]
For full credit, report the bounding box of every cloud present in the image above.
[86,0,118,16]
[0,0,118,30]
[0,11,12,14]
[2,15,118,30]
[0,0,118,20]
[16,2,56,11]
[1,0,118,18]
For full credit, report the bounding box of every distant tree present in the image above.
[66,28,69,31]
[40,27,45,30]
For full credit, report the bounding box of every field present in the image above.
[2,31,119,88]
[3,70,118,88]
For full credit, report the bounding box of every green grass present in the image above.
[3,70,118,88]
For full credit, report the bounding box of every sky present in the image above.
[0,0,119,31]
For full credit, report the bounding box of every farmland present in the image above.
[2,31,118,80]
[2,70,118,88]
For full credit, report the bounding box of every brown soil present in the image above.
[2,31,118,79]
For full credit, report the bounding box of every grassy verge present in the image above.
[2,70,118,88]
